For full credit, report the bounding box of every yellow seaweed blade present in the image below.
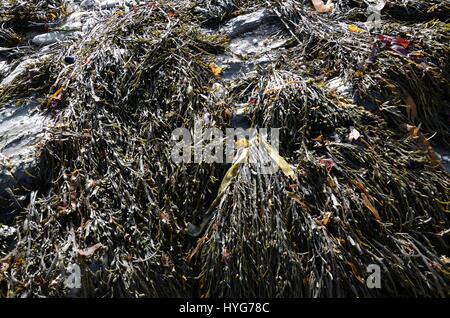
[217,147,249,196]
[209,63,223,79]
[261,138,296,180]
[348,24,363,33]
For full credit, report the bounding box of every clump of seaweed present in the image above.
[0,0,66,31]
[191,66,450,297]
[0,52,58,104]
[272,0,450,144]
[0,27,22,47]
[1,2,228,297]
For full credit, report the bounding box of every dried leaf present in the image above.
[221,248,230,263]
[355,70,364,78]
[348,262,365,283]
[47,87,64,107]
[352,181,369,195]
[312,134,323,142]
[77,243,103,258]
[209,63,222,79]
[186,235,208,262]
[361,193,381,221]
[319,158,336,173]
[49,12,57,21]
[161,253,171,267]
[15,257,25,267]
[406,125,442,168]
[348,24,363,33]
[287,192,308,208]
[322,212,332,225]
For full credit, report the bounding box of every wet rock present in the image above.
[0,60,9,82]
[63,10,98,33]
[220,9,278,38]
[80,0,101,9]
[29,1,143,48]
[80,0,136,10]
[194,0,236,23]
[216,55,275,80]
[32,32,70,46]
[100,0,123,9]
[0,101,51,215]
[228,31,287,56]
[434,145,450,172]
[100,0,136,10]
[215,20,286,80]
[0,55,50,88]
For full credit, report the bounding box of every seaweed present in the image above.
[0,0,449,298]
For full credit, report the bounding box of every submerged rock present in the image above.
[32,32,74,46]
[215,13,285,80]
[220,9,278,38]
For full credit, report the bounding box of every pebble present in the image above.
[64,56,76,64]
[32,32,67,46]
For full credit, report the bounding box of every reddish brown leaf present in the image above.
[361,193,381,221]
[404,92,417,122]
[322,212,332,226]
